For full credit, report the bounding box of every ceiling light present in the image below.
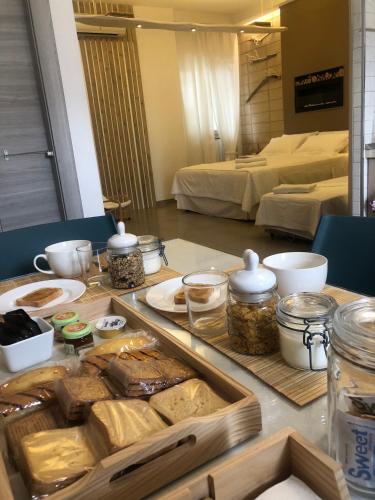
[136,24,142,28]
[240,29,245,33]
[191,28,197,32]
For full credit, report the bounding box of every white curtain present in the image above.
[176,31,240,165]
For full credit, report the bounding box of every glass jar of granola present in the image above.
[227,249,279,355]
[107,222,145,289]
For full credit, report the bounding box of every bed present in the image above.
[255,176,348,239]
[172,131,349,220]
[172,153,348,220]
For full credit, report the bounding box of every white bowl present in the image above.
[263,252,328,298]
[1,318,54,372]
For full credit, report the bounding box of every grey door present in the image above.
[0,0,64,231]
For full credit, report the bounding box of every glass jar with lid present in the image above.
[227,249,279,355]
[277,293,338,371]
[328,298,375,495]
[137,235,168,275]
[107,222,145,289]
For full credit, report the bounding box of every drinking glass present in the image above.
[182,270,228,337]
[77,242,110,288]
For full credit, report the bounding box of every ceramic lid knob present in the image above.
[229,249,276,294]
[107,221,138,250]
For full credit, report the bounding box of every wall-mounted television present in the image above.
[295,66,344,113]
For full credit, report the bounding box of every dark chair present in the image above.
[0,215,117,281]
[312,215,375,296]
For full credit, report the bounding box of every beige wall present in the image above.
[281,0,349,133]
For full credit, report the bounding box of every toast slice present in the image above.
[16,287,64,307]
[174,288,185,305]
[16,287,63,308]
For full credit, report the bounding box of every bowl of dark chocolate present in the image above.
[0,309,42,346]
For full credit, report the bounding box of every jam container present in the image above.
[227,249,279,355]
[51,311,79,340]
[62,322,93,355]
[137,235,167,275]
[107,222,145,289]
[277,293,337,371]
[328,298,375,495]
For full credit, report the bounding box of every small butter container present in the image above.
[95,315,127,339]
[63,322,93,355]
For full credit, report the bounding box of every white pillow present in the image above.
[295,133,348,154]
[261,133,315,155]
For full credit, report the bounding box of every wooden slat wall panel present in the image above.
[73,1,156,209]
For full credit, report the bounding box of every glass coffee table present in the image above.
[120,239,364,499]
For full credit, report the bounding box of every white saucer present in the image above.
[145,277,223,313]
[0,279,86,313]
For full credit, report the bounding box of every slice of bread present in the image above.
[149,378,229,424]
[174,288,185,305]
[188,285,213,304]
[84,335,156,357]
[16,287,63,307]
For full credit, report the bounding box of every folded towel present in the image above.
[272,183,317,194]
[235,156,266,164]
[235,160,267,169]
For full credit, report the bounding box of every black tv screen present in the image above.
[295,66,344,113]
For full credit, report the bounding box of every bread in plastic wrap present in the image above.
[88,399,167,454]
[5,404,66,469]
[108,357,197,397]
[149,378,229,424]
[84,331,158,357]
[0,365,68,396]
[0,384,57,419]
[21,426,100,497]
[80,349,166,377]
[55,376,112,421]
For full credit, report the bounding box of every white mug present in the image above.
[33,240,91,278]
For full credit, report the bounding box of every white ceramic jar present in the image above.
[276,293,338,370]
[137,235,167,275]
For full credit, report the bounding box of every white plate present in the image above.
[0,279,86,314]
[145,277,223,313]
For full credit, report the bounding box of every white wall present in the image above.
[134,6,188,201]
[48,0,104,217]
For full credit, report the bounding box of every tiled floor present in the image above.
[127,201,310,259]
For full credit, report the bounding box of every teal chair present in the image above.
[312,215,375,296]
[0,215,117,281]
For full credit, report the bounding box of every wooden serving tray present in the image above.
[0,296,261,500]
[160,427,350,500]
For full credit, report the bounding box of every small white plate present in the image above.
[0,279,86,314]
[145,277,223,313]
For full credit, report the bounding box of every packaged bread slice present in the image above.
[5,404,66,469]
[16,287,63,307]
[21,426,100,497]
[55,376,112,421]
[149,378,229,424]
[0,366,68,396]
[84,332,157,357]
[88,400,167,454]
[0,385,56,418]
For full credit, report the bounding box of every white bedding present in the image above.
[171,153,348,218]
[255,176,348,239]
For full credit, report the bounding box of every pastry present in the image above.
[0,385,56,417]
[149,378,229,424]
[21,426,99,497]
[0,366,67,396]
[88,399,167,454]
[15,287,63,308]
[84,334,156,357]
[174,288,185,305]
[108,357,197,397]
[5,405,65,468]
[55,376,112,421]
[80,349,166,377]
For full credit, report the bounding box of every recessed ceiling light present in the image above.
[136,24,142,28]
[240,29,245,33]
[191,28,197,32]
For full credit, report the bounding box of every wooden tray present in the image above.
[138,284,362,407]
[0,296,261,500]
[160,427,350,500]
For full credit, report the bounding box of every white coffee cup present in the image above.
[263,252,328,298]
[33,240,91,278]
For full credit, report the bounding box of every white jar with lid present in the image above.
[137,235,167,275]
[107,222,145,289]
[276,293,338,370]
[228,249,279,355]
